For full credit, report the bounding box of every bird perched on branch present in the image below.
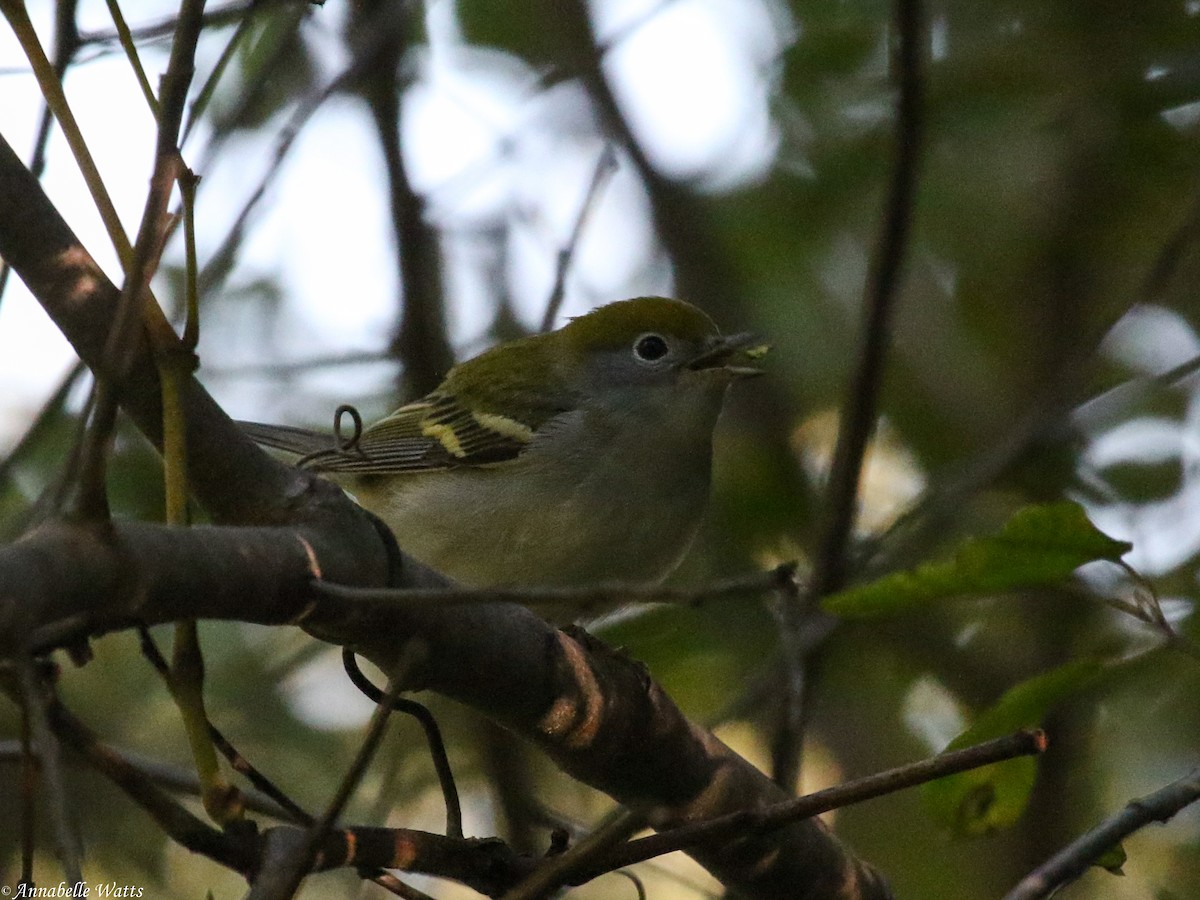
[242,296,761,591]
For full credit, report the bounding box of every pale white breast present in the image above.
[366,387,725,590]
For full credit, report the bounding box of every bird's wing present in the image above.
[238,421,339,457]
[241,392,550,475]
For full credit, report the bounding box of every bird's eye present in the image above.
[633,333,670,363]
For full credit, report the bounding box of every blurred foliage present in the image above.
[4,0,1200,898]
[922,658,1105,837]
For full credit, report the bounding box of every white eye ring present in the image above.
[633,333,670,363]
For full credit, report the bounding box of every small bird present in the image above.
[242,297,760,590]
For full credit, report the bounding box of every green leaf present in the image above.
[823,501,1132,618]
[458,1,565,74]
[1095,842,1128,875]
[922,659,1106,836]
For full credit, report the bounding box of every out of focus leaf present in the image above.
[458,0,564,74]
[1095,842,1128,875]
[922,659,1106,836]
[823,502,1132,617]
[211,8,315,133]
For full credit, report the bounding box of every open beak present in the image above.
[688,332,766,378]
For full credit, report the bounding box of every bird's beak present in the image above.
[688,332,767,378]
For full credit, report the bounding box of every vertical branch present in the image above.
[19,664,36,886]
[349,0,454,398]
[766,577,814,790]
[772,0,926,787]
[556,0,743,322]
[540,144,618,331]
[247,648,418,900]
[104,0,161,116]
[810,0,925,598]
[17,659,83,886]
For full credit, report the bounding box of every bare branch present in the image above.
[248,651,416,900]
[1004,766,1200,900]
[14,659,83,885]
[811,0,926,599]
[42,698,258,872]
[541,144,619,332]
[348,0,454,397]
[310,563,798,614]
[343,649,463,838]
[580,729,1045,881]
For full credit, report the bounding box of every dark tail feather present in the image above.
[238,421,336,457]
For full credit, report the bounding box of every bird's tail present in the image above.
[238,421,336,458]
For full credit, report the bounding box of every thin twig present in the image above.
[575,729,1045,882]
[0,362,86,490]
[250,644,422,900]
[767,575,816,790]
[15,659,83,886]
[44,699,256,872]
[310,563,798,614]
[180,4,256,143]
[138,628,312,824]
[193,26,344,304]
[343,648,463,838]
[0,738,301,821]
[540,144,618,332]
[1073,347,1200,434]
[1141,185,1200,304]
[104,0,160,115]
[811,0,925,598]
[367,872,438,900]
[1003,765,1200,900]
[503,810,644,900]
[778,0,925,789]
[207,348,393,378]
